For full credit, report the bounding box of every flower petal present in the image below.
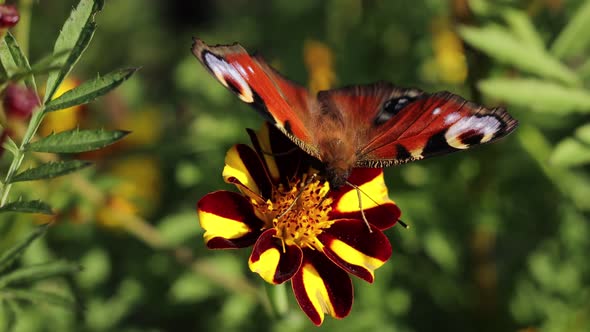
[223,144,272,198]
[319,219,392,283]
[329,168,400,229]
[249,229,303,284]
[197,191,264,249]
[292,249,353,326]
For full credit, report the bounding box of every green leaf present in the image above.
[478,78,590,113]
[502,9,545,50]
[550,138,590,167]
[550,0,590,59]
[44,0,104,102]
[3,32,37,91]
[575,123,590,145]
[0,200,53,215]
[25,129,130,153]
[8,161,92,183]
[459,25,579,86]
[44,68,138,112]
[0,39,18,77]
[1,300,17,332]
[0,261,81,288]
[0,289,76,310]
[0,225,49,274]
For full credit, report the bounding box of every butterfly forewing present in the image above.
[192,38,318,155]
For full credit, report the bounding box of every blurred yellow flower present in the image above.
[304,40,337,93]
[117,107,163,147]
[108,156,161,216]
[96,195,137,229]
[431,19,468,84]
[39,78,84,136]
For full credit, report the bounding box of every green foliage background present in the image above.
[1,0,589,331]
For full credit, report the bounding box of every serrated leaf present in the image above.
[0,224,50,274]
[3,32,37,91]
[550,138,590,167]
[44,68,138,112]
[459,25,579,85]
[478,78,590,113]
[0,200,53,215]
[44,0,104,102]
[550,1,590,59]
[502,9,545,50]
[0,289,76,310]
[0,261,81,288]
[25,129,130,153]
[8,161,92,183]
[0,39,18,77]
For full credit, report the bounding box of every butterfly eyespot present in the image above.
[202,51,255,103]
[374,96,419,126]
[445,115,502,149]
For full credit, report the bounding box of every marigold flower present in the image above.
[197,122,401,325]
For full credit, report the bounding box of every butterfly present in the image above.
[192,38,518,189]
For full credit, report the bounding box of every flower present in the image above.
[2,83,39,119]
[197,122,401,325]
[0,5,19,29]
[39,78,84,137]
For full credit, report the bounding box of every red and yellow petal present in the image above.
[223,144,272,199]
[197,191,264,249]
[249,229,303,284]
[329,168,400,230]
[292,249,353,326]
[318,219,392,283]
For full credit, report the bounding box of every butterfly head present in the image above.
[324,166,350,190]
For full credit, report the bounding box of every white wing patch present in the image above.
[445,115,502,149]
[203,52,254,103]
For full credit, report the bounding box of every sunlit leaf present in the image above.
[3,32,37,91]
[0,39,18,77]
[478,78,590,113]
[550,0,590,59]
[44,68,138,112]
[0,261,81,288]
[459,25,579,85]
[575,123,590,144]
[550,138,590,167]
[0,225,49,274]
[44,0,104,102]
[8,161,92,183]
[25,129,130,153]
[0,200,53,215]
[502,9,545,50]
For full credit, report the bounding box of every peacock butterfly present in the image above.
[192,38,518,189]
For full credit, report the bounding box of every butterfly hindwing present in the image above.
[316,84,518,167]
[192,38,320,157]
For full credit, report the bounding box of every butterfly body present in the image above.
[192,39,518,189]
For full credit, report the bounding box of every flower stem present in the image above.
[15,0,33,57]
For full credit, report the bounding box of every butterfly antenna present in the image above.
[262,146,299,157]
[344,180,409,230]
[344,180,373,233]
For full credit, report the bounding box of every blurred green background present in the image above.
[1,0,589,331]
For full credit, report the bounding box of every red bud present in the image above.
[0,5,19,28]
[3,84,39,119]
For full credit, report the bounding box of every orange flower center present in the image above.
[253,174,334,250]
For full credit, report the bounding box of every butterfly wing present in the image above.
[192,38,321,158]
[317,82,518,167]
